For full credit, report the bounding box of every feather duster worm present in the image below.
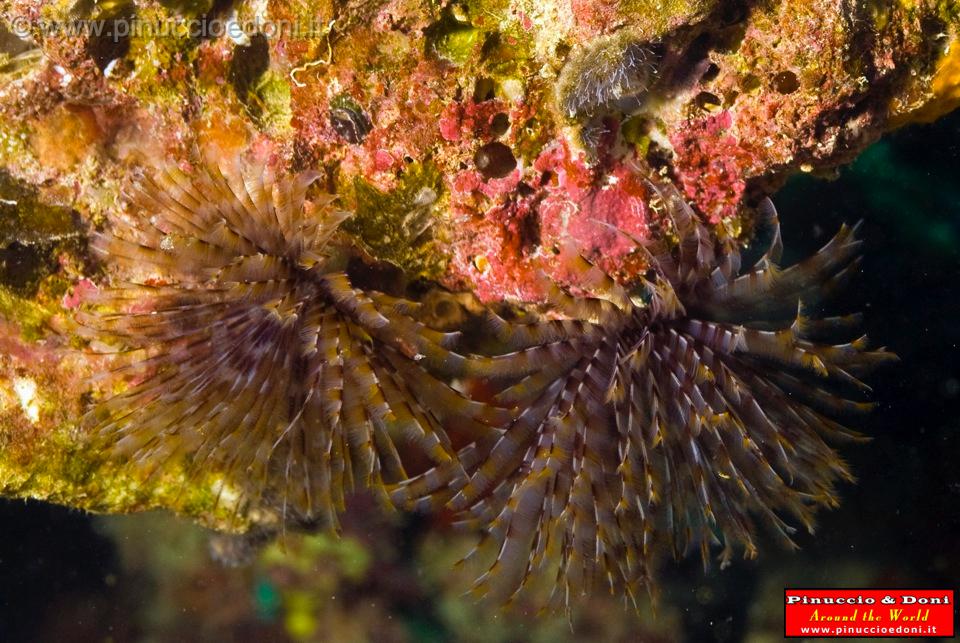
[79,162,505,530]
[80,160,892,613]
[556,32,661,120]
[392,182,895,610]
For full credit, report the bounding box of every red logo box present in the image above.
[785,589,955,638]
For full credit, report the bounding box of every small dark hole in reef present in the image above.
[772,70,800,94]
[701,62,721,83]
[718,0,749,25]
[740,73,762,93]
[679,34,711,67]
[516,182,535,197]
[489,112,510,137]
[0,242,51,295]
[0,171,84,296]
[345,256,406,296]
[666,35,711,91]
[694,91,722,111]
[86,4,136,71]
[518,203,540,249]
[229,32,270,100]
[645,140,673,171]
[473,77,496,102]
[480,32,501,62]
[474,142,516,179]
[194,0,239,38]
[920,14,948,40]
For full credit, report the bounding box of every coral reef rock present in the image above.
[0,0,956,602]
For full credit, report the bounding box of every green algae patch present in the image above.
[158,0,215,16]
[426,11,484,66]
[0,183,79,247]
[0,363,253,533]
[481,22,536,80]
[0,286,53,341]
[228,31,294,136]
[344,162,448,279]
[0,433,256,533]
[615,0,717,37]
[0,48,41,80]
[0,171,83,298]
[125,8,199,106]
[250,71,294,136]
